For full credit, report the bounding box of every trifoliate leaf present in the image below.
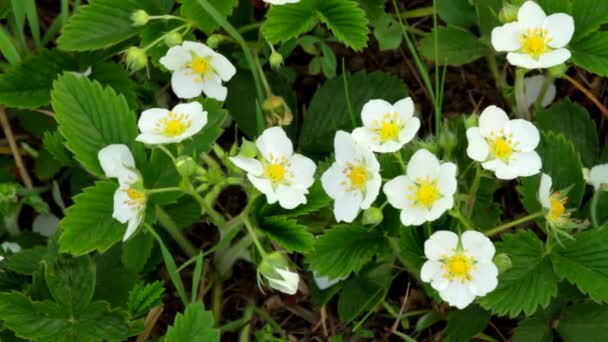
[0,49,76,108]
[128,281,165,317]
[258,216,314,253]
[180,0,239,35]
[571,31,608,77]
[479,231,558,317]
[557,303,608,341]
[337,262,391,323]
[571,0,608,42]
[59,181,127,255]
[308,225,388,279]
[51,72,143,177]
[419,26,486,66]
[264,0,369,51]
[444,305,491,342]
[4,246,47,275]
[536,99,599,167]
[551,228,608,303]
[44,253,96,316]
[164,302,219,342]
[436,0,477,28]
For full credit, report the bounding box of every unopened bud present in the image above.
[464,113,479,129]
[176,156,198,178]
[438,124,458,154]
[131,10,150,27]
[498,3,519,24]
[362,207,383,225]
[206,34,223,49]
[125,47,148,72]
[164,32,183,47]
[240,139,258,158]
[259,252,299,295]
[262,95,293,127]
[493,253,512,274]
[269,51,284,71]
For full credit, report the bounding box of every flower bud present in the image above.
[438,124,458,154]
[493,253,512,274]
[131,10,150,27]
[362,207,383,225]
[258,252,299,295]
[547,63,568,78]
[262,95,293,127]
[206,34,223,49]
[269,51,284,71]
[164,31,183,47]
[125,47,148,72]
[176,156,198,178]
[239,139,258,158]
[498,3,519,23]
[464,113,479,129]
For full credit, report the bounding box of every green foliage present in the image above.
[264,0,369,51]
[258,216,314,253]
[43,130,75,167]
[535,0,572,15]
[0,50,76,108]
[557,303,608,341]
[52,72,142,177]
[44,254,96,316]
[5,246,47,275]
[479,231,558,317]
[571,31,608,77]
[258,181,331,218]
[128,281,165,317]
[471,177,502,230]
[473,0,502,38]
[337,262,390,322]
[180,0,239,35]
[436,0,477,28]
[164,302,220,342]
[121,233,154,273]
[571,0,608,42]
[59,181,127,255]
[299,71,407,153]
[398,226,426,271]
[551,228,608,303]
[444,305,491,342]
[419,26,486,66]
[308,225,388,279]
[536,99,599,167]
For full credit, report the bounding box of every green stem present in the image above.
[485,211,544,236]
[394,152,407,172]
[241,215,267,257]
[212,275,223,323]
[514,68,529,120]
[142,24,189,51]
[591,190,602,228]
[342,59,357,128]
[253,53,273,97]
[157,145,177,163]
[534,74,554,108]
[486,51,508,97]
[189,189,226,228]
[466,165,482,217]
[237,303,255,342]
[156,206,198,257]
[449,210,474,230]
[149,14,187,21]
[399,6,434,19]
[195,0,265,104]
[238,22,262,34]
[146,187,182,195]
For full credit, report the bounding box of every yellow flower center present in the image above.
[548,193,567,222]
[373,113,402,142]
[520,28,552,59]
[408,178,439,208]
[443,254,475,283]
[124,188,146,207]
[156,112,191,137]
[265,164,286,183]
[490,137,513,161]
[191,56,210,74]
[349,166,369,190]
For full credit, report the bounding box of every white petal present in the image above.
[483,160,518,180]
[313,271,347,290]
[491,22,523,52]
[466,127,490,162]
[266,268,299,295]
[98,144,135,178]
[507,119,540,152]
[393,97,415,120]
[424,231,459,261]
[479,105,509,137]
[123,215,142,241]
[420,260,443,282]
[159,45,190,71]
[518,1,546,28]
[350,127,376,152]
[373,140,403,153]
[138,108,170,134]
[200,77,228,101]
[407,149,440,182]
[536,48,571,68]
[427,196,453,222]
[545,13,574,48]
[171,69,204,99]
[1,242,21,253]
[524,75,556,108]
[210,53,237,81]
[506,52,541,69]
[461,231,495,261]
[361,175,381,209]
[430,274,450,292]
[469,261,498,296]
[112,188,138,223]
[276,185,307,209]
[334,191,363,223]
[183,41,214,57]
[256,126,293,161]
[362,146,380,173]
[383,176,413,210]
[400,206,428,226]
[589,164,608,191]
[334,130,361,162]
[321,163,347,199]
[437,163,457,196]
[538,173,552,209]
[398,117,421,145]
[509,151,542,177]
[439,281,476,309]
[289,154,316,188]
[248,174,277,204]
[230,156,263,175]
[361,99,393,127]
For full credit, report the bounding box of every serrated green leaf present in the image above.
[512,304,557,342]
[180,0,238,34]
[398,226,426,272]
[264,0,369,51]
[164,302,219,342]
[536,99,599,167]
[4,246,47,275]
[299,71,407,153]
[89,62,138,109]
[94,245,138,307]
[444,305,491,342]
[471,177,502,230]
[436,0,477,28]
[571,31,608,77]
[571,0,608,42]
[57,0,145,51]
[308,225,388,278]
[557,303,608,341]
[479,231,558,317]
[128,281,165,317]
[44,253,96,316]
[551,228,608,302]
[122,232,154,272]
[337,262,390,323]
[52,72,142,177]
[0,49,76,108]
[59,181,127,255]
[259,216,314,253]
[43,130,75,167]
[34,149,62,180]
[357,0,386,23]
[419,26,486,66]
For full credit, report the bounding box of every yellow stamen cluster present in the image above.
[520,28,553,59]
[548,192,568,223]
[156,112,192,137]
[190,56,210,74]
[341,162,369,192]
[442,254,476,283]
[408,177,440,208]
[264,154,292,185]
[124,188,146,207]
[372,112,403,143]
[488,130,518,162]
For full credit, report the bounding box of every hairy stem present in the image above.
[514,68,529,119]
[485,211,544,236]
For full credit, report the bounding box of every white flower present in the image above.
[383,149,457,226]
[313,271,348,290]
[421,231,498,309]
[258,252,299,295]
[263,0,300,4]
[352,98,421,153]
[159,41,236,101]
[136,102,208,145]
[1,242,21,254]
[587,164,608,191]
[538,173,569,224]
[98,144,146,241]
[524,74,556,108]
[466,105,541,180]
[321,131,381,222]
[230,127,316,209]
[491,1,574,69]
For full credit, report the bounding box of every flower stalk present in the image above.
[485,211,544,236]
[514,68,529,119]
